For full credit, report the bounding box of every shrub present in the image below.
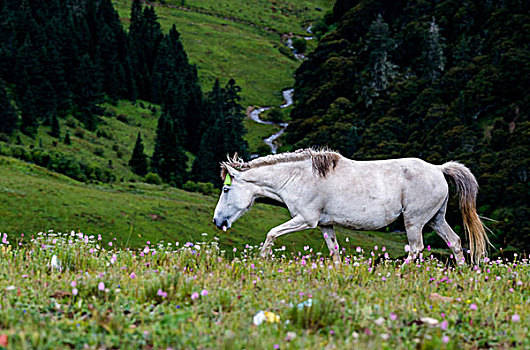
[93,147,105,157]
[183,181,218,196]
[65,117,76,128]
[144,172,162,185]
[291,37,307,54]
[117,114,129,124]
[74,128,84,139]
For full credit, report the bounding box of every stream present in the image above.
[248,26,313,155]
[249,88,293,154]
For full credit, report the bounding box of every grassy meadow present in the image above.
[0,231,527,349]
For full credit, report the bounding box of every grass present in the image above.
[0,156,408,256]
[166,0,333,35]
[111,0,327,106]
[0,231,527,349]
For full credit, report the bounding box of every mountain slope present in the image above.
[111,0,334,106]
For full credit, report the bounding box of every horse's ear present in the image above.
[224,164,241,179]
[221,164,241,184]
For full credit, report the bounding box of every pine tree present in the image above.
[364,14,397,93]
[151,112,187,186]
[72,54,103,130]
[0,80,18,134]
[422,17,446,82]
[152,24,204,152]
[64,131,71,145]
[222,78,249,159]
[129,132,148,176]
[0,0,16,82]
[192,101,224,184]
[50,113,60,138]
[192,79,248,184]
[129,2,162,99]
[20,86,39,136]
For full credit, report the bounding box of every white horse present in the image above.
[212,149,490,264]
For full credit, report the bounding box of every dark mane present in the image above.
[220,148,341,180]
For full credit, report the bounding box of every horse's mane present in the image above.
[220,148,341,180]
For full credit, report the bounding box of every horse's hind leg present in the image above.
[428,200,465,264]
[320,226,341,263]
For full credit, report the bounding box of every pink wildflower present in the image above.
[191,292,199,300]
[200,289,208,296]
[440,320,448,330]
[470,303,478,310]
[98,282,105,291]
[512,314,520,322]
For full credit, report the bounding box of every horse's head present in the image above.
[213,164,258,232]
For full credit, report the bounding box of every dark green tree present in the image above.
[0,80,17,134]
[64,131,71,145]
[192,79,248,184]
[222,78,249,160]
[20,86,39,136]
[129,132,148,176]
[129,2,162,99]
[50,113,60,138]
[362,14,397,103]
[152,24,204,152]
[151,112,187,186]
[72,54,103,130]
[422,17,446,82]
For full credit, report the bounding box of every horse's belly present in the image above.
[319,203,402,230]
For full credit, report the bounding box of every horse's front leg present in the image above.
[260,215,316,258]
[320,226,341,263]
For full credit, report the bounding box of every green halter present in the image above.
[224,173,232,186]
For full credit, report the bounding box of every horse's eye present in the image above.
[223,187,230,193]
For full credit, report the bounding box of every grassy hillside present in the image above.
[111,0,333,106]
[2,100,160,182]
[0,234,527,348]
[0,156,408,257]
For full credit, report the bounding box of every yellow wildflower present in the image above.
[264,311,280,323]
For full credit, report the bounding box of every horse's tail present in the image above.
[440,161,491,264]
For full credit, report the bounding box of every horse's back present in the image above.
[316,157,448,230]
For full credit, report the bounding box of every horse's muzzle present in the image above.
[212,218,229,232]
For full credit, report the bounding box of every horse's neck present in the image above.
[243,162,307,200]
